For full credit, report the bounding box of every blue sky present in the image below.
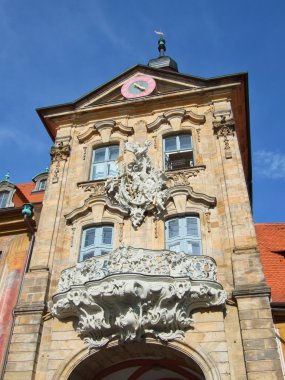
[0,0,284,222]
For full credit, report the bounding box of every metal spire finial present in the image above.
[154,31,166,57]
[4,172,10,181]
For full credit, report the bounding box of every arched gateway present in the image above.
[56,341,218,380]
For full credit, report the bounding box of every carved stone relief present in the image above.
[105,141,169,227]
[52,246,227,348]
[166,166,206,187]
[213,108,235,159]
[78,181,106,196]
[50,139,71,183]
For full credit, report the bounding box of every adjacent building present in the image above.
[0,172,47,375]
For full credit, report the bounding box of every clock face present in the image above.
[121,75,156,99]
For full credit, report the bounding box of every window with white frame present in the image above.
[165,216,202,255]
[0,191,9,208]
[163,134,194,170]
[79,225,113,261]
[38,179,47,191]
[90,145,119,180]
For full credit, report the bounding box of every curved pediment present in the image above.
[147,108,206,132]
[65,194,128,225]
[167,185,216,209]
[77,120,133,143]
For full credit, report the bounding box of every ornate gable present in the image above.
[74,65,203,110]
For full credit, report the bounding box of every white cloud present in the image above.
[254,150,285,179]
[0,128,47,153]
[92,6,132,53]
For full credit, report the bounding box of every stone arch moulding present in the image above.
[146,108,206,132]
[77,119,134,144]
[52,339,222,380]
[64,194,128,225]
[167,185,217,212]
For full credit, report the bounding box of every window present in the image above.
[165,216,201,255]
[90,145,119,180]
[80,225,113,261]
[0,191,9,208]
[38,179,47,191]
[163,134,194,170]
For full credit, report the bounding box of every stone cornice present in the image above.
[233,286,271,299]
[43,82,241,120]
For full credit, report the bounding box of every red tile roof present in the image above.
[15,183,44,204]
[255,223,285,303]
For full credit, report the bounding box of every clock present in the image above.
[121,75,156,99]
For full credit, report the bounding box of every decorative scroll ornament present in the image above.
[78,181,105,196]
[213,113,235,159]
[166,166,206,186]
[105,141,168,227]
[50,140,71,183]
[52,246,227,349]
[50,140,71,162]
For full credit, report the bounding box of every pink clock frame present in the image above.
[121,75,156,99]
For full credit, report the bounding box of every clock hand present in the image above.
[133,82,146,91]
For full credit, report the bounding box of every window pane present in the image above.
[168,219,179,238]
[102,227,113,245]
[187,241,201,255]
[0,191,9,208]
[107,162,118,177]
[92,163,105,180]
[169,243,180,252]
[94,148,106,163]
[164,136,177,152]
[108,146,119,160]
[84,228,95,247]
[179,135,192,150]
[38,179,46,191]
[186,217,199,237]
[83,251,95,260]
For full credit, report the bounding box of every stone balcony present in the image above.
[52,246,226,349]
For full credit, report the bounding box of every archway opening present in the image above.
[68,342,206,380]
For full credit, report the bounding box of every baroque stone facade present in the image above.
[2,56,284,379]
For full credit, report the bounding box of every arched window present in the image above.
[0,191,9,208]
[163,134,194,170]
[90,145,119,180]
[79,225,114,261]
[165,216,201,255]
